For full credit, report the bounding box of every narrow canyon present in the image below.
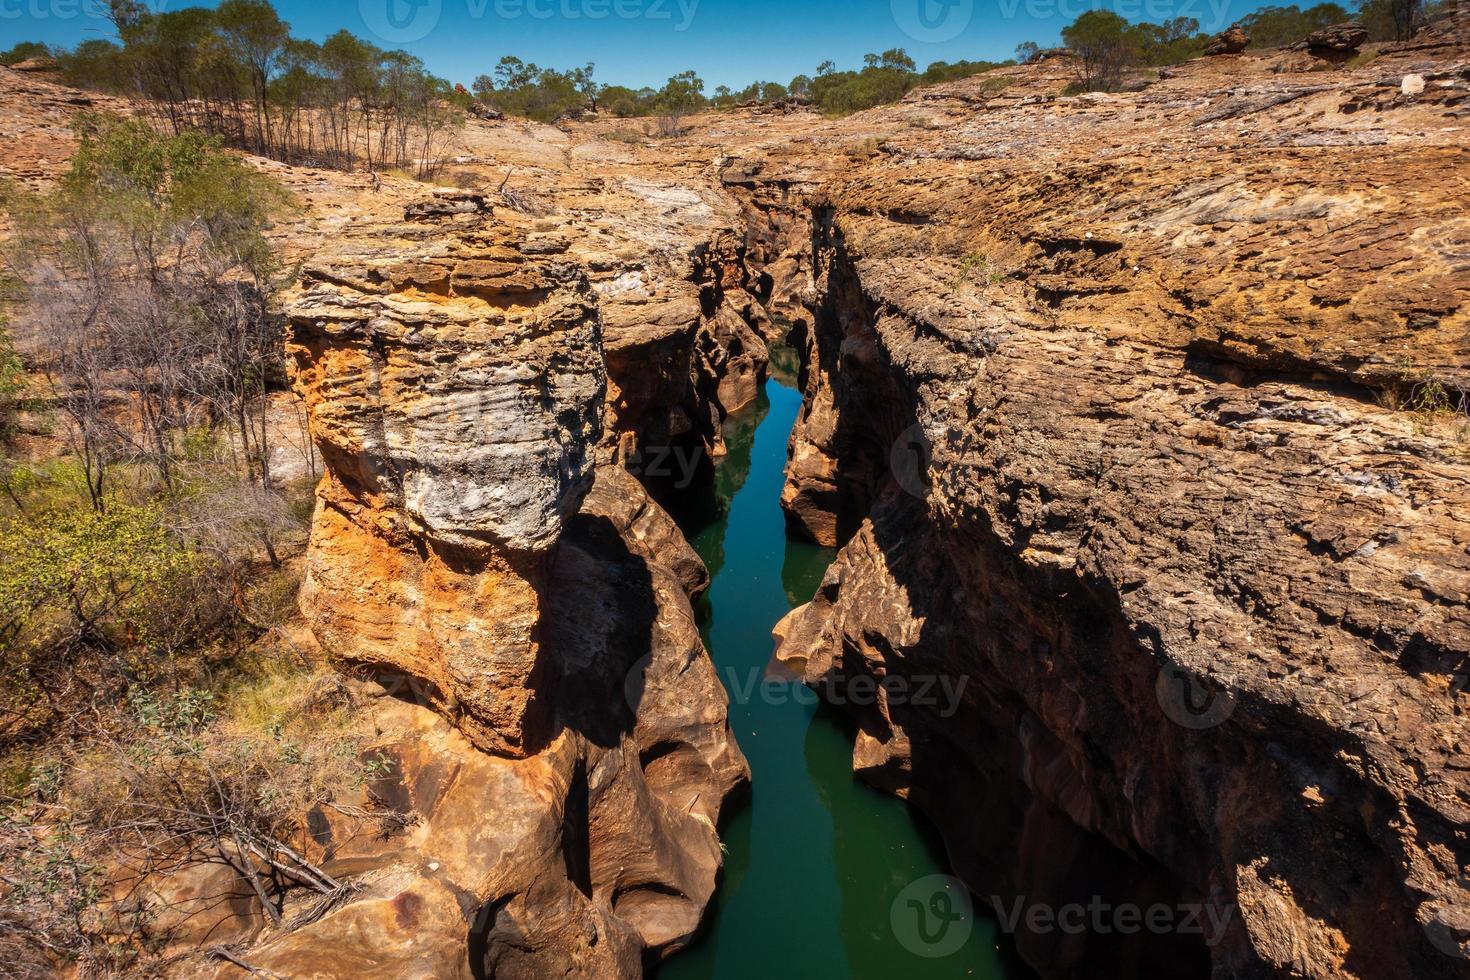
[1,11,1468,979]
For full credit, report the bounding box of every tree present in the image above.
[494,55,533,89]
[215,0,290,154]
[1358,0,1424,40]
[1239,3,1349,46]
[1015,40,1041,62]
[571,62,597,107]
[879,48,916,71]
[10,117,291,513]
[51,1,463,177]
[659,70,706,113]
[1062,10,1136,91]
[0,42,49,66]
[1131,17,1207,65]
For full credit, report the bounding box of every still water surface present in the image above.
[656,361,1027,980]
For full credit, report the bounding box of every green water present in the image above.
[657,371,1027,980]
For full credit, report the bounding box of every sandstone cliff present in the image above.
[774,28,1470,980]
[269,199,754,975]
[5,23,1469,977]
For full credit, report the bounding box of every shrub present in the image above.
[1239,3,1351,46]
[1063,10,1137,91]
[0,320,25,438]
[0,42,49,66]
[0,498,209,656]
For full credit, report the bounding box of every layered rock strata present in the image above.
[270,202,749,976]
[776,29,1470,980]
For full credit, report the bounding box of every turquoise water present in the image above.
[656,370,1027,980]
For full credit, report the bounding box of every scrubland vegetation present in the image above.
[0,117,386,976]
[1011,0,1441,92]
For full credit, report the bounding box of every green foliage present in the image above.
[0,498,207,654]
[657,69,706,116]
[56,39,128,90]
[1357,0,1427,40]
[1406,378,1470,441]
[1131,17,1209,66]
[65,114,291,270]
[802,50,1012,116]
[0,42,49,66]
[0,320,25,436]
[949,251,1008,291]
[1063,10,1138,90]
[474,57,595,121]
[48,0,463,175]
[922,59,1012,84]
[1056,10,1210,90]
[128,685,217,734]
[1239,3,1351,46]
[599,83,656,117]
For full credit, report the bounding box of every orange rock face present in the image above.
[773,25,1470,980]
[287,208,605,758]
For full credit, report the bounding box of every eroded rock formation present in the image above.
[774,27,1470,980]
[272,202,752,975]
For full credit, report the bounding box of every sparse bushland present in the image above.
[46,0,464,177]
[0,119,380,975]
[1238,3,1354,46]
[1031,0,1440,94]
[465,48,1011,124]
[806,50,1013,116]
[1,657,377,977]
[0,42,50,66]
[1234,0,1434,46]
[0,114,316,737]
[1058,11,1211,92]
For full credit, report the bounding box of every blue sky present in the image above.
[6,0,1278,89]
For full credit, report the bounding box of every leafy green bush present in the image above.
[1239,3,1352,46]
[0,498,209,655]
[0,41,49,66]
[0,320,25,439]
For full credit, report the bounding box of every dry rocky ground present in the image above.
[1,13,1469,978]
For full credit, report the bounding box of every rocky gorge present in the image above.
[2,11,1469,978]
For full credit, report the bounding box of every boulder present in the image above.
[7,57,56,73]
[1205,24,1251,55]
[1297,21,1370,54]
